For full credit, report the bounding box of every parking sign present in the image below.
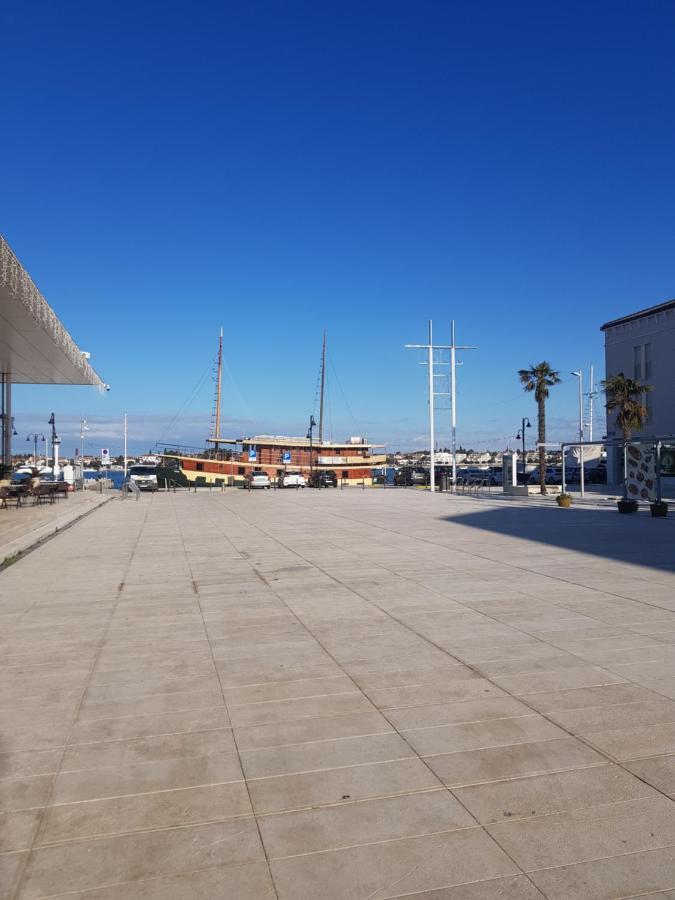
[282,451,291,464]
[101,448,111,466]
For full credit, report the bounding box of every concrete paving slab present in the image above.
[4,488,675,898]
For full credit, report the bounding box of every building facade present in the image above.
[601,299,675,482]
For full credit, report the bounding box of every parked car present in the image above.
[278,472,306,488]
[245,471,271,489]
[585,466,607,484]
[309,470,337,488]
[128,464,159,492]
[394,467,428,486]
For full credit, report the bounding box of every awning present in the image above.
[0,236,104,386]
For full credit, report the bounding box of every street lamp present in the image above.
[48,413,61,478]
[515,418,531,483]
[571,371,585,499]
[26,433,45,467]
[79,417,89,488]
[306,415,317,485]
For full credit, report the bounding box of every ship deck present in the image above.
[3,488,675,898]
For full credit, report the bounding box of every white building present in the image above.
[601,299,675,482]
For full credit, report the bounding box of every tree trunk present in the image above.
[538,396,546,495]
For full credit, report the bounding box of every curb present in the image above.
[0,494,114,570]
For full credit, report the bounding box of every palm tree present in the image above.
[601,373,653,442]
[518,362,561,494]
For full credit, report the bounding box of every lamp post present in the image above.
[26,433,45,467]
[48,413,61,479]
[307,415,317,485]
[571,371,585,499]
[79,417,89,488]
[515,417,531,483]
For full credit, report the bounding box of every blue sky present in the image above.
[3,1,675,455]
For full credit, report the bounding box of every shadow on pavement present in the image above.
[446,502,675,574]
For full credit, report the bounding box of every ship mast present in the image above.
[318,331,326,443]
[213,328,223,448]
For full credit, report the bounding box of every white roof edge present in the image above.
[0,235,104,387]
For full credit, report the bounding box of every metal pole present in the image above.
[579,371,585,499]
[428,320,435,493]
[123,412,128,478]
[450,319,457,488]
[562,445,566,495]
[657,440,662,504]
[521,418,526,481]
[588,364,594,443]
[318,332,326,443]
[623,442,628,498]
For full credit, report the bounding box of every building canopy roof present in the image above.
[601,298,675,331]
[0,236,103,386]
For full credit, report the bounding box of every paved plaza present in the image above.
[2,488,675,899]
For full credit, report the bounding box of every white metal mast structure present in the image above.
[406,320,476,492]
[449,320,477,485]
[318,332,326,443]
[586,364,598,442]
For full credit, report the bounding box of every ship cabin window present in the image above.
[238,467,245,475]
[196,463,204,472]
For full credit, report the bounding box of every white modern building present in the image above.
[1,236,104,474]
[601,299,675,482]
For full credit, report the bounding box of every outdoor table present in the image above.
[0,484,28,509]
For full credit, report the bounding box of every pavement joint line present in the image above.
[15,859,285,900]
[8,496,153,900]
[520,840,675,874]
[217,491,675,895]
[208,496,546,900]
[265,822,484,861]
[169,495,281,900]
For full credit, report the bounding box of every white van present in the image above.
[128,464,159,491]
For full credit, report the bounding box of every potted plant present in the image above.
[650,501,668,518]
[557,493,573,508]
[601,373,653,517]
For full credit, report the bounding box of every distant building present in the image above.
[601,299,675,482]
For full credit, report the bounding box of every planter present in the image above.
[557,494,572,508]
[617,499,638,514]
[650,502,669,518]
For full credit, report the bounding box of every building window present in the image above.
[342,470,349,479]
[645,391,653,421]
[238,467,245,475]
[196,463,204,472]
[633,343,653,381]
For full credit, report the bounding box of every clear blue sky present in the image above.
[3,1,675,455]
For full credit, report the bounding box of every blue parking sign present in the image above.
[248,448,257,462]
[282,451,291,463]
